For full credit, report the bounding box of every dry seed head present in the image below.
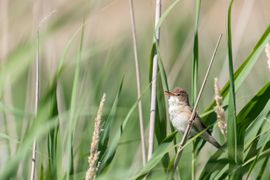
[214,78,227,135]
[85,93,106,180]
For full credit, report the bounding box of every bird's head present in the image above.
[164,87,189,105]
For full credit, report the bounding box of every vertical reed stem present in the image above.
[148,0,162,161]
[128,0,147,165]
[29,10,55,180]
[30,29,40,180]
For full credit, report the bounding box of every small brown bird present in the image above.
[165,87,221,148]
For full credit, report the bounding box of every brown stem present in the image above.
[173,34,223,172]
[128,0,147,165]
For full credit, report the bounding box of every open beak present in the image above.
[164,91,176,96]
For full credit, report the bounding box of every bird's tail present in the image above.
[201,132,221,149]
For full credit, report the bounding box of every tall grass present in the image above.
[0,1,270,180]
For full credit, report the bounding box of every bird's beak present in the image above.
[164,91,175,96]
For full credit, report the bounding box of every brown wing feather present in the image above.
[183,105,221,148]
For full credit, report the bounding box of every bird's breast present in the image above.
[168,105,190,133]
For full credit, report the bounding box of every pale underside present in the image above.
[168,96,199,136]
[167,96,221,148]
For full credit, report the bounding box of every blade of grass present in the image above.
[255,154,270,179]
[211,140,270,178]
[0,76,60,179]
[246,127,270,179]
[225,143,270,177]
[46,85,59,179]
[57,24,85,74]
[0,116,59,179]
[196,24,270,156]
[156,0,181,32]
[97,78,124,173]
[155,76,170,168]
[0,42,35,95]
[226,1,240,178]
[132,127,212,179]
[199,81,270,178]
[191,0,201,105]
[238,82,270,178]
[199,148,227,180]
[98,84,151,172]
[237,82,270,132]
[131,132,176,179]
[202,25,270,125]
[191,0,201,179]
[66,23,85,179]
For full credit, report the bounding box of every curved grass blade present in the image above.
[246,125,270,179]
[154,42,171,168]
[237,82,270,177]
[132,127,213,179]
[236,81,270,131]
[213,142,270,178]
[46,84,59,179]
[191,0,201,104]
[98,84,151,172]
[196,24,270,156]
[0,42,34,95]
[226,1,240,178]
[226,144,270,177]
[66,24,85,179]
[130,132,177,180]
[202,24,270,125]
[97,77,124,173]
[255,156,270,179]
[0,118,59,180]
[199,81,270,178]
[0,78,60,179]
[155,0,181,33]
[191,0,201,179]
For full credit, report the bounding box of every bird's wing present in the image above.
[186,106,211,134]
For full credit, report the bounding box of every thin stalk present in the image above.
[30,29,40,180]
[148,0,162,161]
[173,34,223,172]
[128,0,146,165]
[30,11,55,180]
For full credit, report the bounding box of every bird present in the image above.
[164,87,221,148]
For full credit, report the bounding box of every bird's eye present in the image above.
[177,93,181,96]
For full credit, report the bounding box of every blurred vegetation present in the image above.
[0,0,270,179]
